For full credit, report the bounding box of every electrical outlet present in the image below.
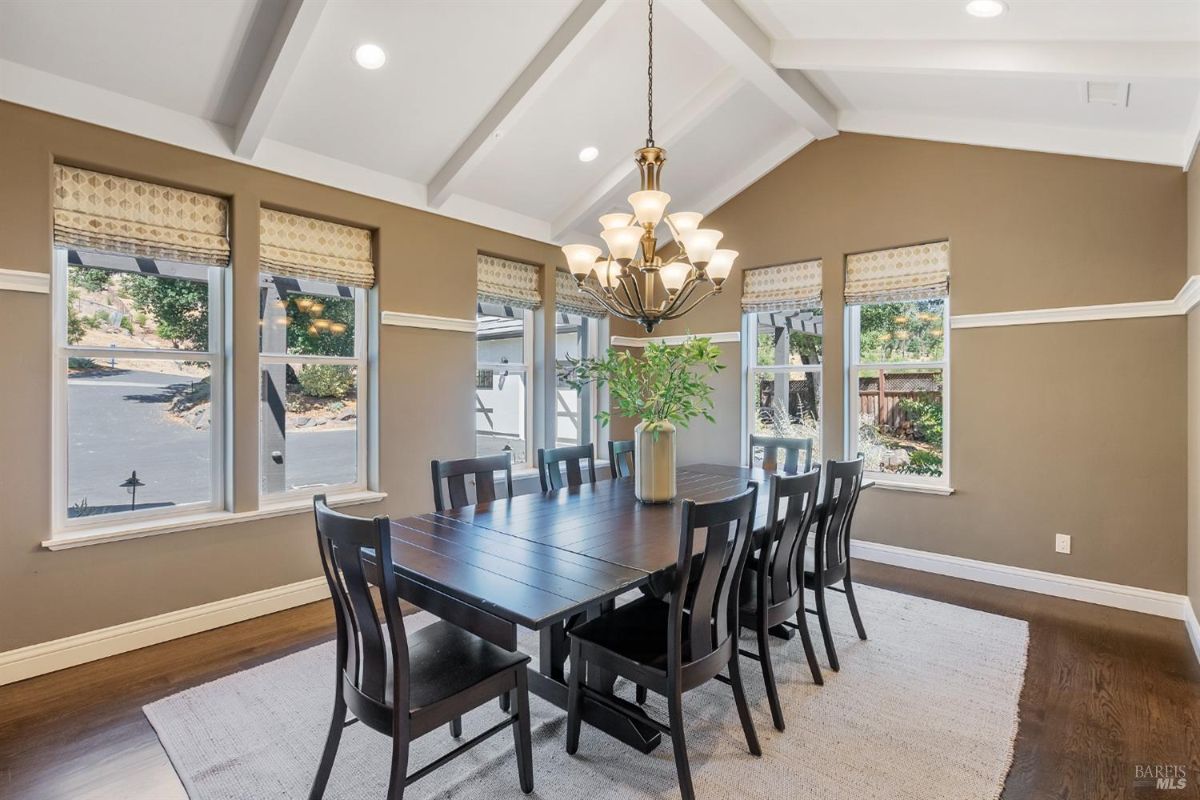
[1055,533,1071,554]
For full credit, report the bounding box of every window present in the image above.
[747,309,824,466]
[54,249,226,525]
[847,298,949,485]
[476,302,533,465]
[554,312,601,447]
[259,274,368,497]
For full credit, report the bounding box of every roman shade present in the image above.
[741,259,823,313]
[53,165,230,266]
[844,241,950,305]
[478,254,542,310]
[554,269,607,319]
[259,209,375,288]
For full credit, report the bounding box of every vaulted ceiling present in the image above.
[1,0,1197,246]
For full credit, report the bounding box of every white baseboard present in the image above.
[0,577,329,686]
[1185,601,1200,667]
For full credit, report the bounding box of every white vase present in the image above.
[634,420,676,503]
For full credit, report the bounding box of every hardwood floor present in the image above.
[1,561,1197,799]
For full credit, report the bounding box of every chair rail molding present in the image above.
[0,268,50,293]
[380,311,478,333]
[611,330,741,348]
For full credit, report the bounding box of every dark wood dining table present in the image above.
[387,463,868,754]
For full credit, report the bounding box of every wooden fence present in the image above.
[857,373,941,432]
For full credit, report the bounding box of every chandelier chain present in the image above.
[646,0,654,147]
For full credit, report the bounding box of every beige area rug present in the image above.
[144,584,1028,799]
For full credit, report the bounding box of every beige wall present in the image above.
[0,101,569,651]
[646,133,1189,594]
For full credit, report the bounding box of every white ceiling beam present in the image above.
[1182,95,1200,171]
[426,0,620,208]
[771,40,1200,81]
[551,69,743,241]
[231,0,328,159]
[661,0,837,139]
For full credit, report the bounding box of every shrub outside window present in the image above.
[747,308,824,466]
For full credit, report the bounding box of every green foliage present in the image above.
[297,364,355,399]
[858,299,945,362]
[897,395,943,445]
[899,450,943,476]
[67,357,98,370]
[92,309,110,324]
[285,295,355,357]
[66,288,87,344]
[68,266,111,292]
[562,337,724,430]
[120,315,134,334]
[122,274,209,349]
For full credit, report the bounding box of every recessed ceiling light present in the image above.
[578,146,599,163]
[965,0,1007,17]
[354,43,386,70]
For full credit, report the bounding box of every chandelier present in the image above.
[560,0,736,334]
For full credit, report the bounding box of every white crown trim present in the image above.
[381,311,478,333]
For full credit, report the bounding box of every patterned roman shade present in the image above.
[259,209,375,288]
[53,165,230,266]
[844,241,950,305]
[741,259,823,313]
[478,254,542,310]
[554,269,607,319]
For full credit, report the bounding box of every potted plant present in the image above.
[562,337,724,503]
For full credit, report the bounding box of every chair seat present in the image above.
[386,620,529,711]
[568,595,675,672]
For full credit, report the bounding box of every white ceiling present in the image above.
[0,0,1197,247]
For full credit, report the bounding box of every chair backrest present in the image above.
[430,452,514,511]
[538,443,596,492]
[670,484,758,666]
[758,468,821,608]
[750,434,814,474]
[814,457,865,585]
[313,496,409,715]
[608,439,635,479]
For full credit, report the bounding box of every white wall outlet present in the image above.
[1055,533,1071,554]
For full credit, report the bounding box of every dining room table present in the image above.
[386,462,872,754]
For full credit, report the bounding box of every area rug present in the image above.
[144,585,1028,800]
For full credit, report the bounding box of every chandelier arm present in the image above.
[663,284,720,320]
[615,275,643,318]
[624,270,649,318]
[581,284,634,318]
[659,277,706,318]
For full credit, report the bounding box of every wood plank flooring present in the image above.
[1,560,1197,799]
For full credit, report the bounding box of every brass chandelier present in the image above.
[561,0,736,334]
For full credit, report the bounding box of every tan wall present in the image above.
[649,132,1188,593]
[0,102,569,651]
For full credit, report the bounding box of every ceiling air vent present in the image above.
[1084,81,1130,107]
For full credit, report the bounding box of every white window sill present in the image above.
[869,480,955,496]
[42,490,388,551]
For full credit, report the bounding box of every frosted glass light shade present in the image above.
[562,244,601,278]
[680,228,723,265]
[706,249,737,286]
[667,212,703,234]
[601,226,644,263]
[599,213,634,230]
[599,261,623,290]
[628,191,670,227]
[660,262,691,294]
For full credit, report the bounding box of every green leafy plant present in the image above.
[897,395,943,445]
[562,336,724,433]
[68,266,111,292]
[297,364,355,399]
[899,449,943,476]
[122,273,208,349]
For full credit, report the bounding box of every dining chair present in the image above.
[608,439,635,479]
[805,457,867,672]
[430,452,514,512]
[309,496,534,800]
[737,468,824,731]
[537,443,596,491]
[749,434,814,474]
[564,485,762,800]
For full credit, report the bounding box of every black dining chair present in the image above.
[805,457,868,672]
[750,434,814,474]
[564,485,762,800]
[537,443,596,491]
[737,469,824,732]
[608,439,635,479]
[430,452,514,512]
[309,496,534,800]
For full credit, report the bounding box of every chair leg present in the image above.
[386,728,410,800]
[727,650,762,757]
[635,684,647,705]
[813,581,840,672]
[499,690,511,713]
[448,716,462,738]
[756,621,785,731]
[308,690,346,800]
[844,576,868,641]
[795,609,824,686]
[565,639,584,755]
[666,688,695,800]
[512,669,534,794]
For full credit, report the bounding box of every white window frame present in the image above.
[741,309,824,467]
[258,275,370,503]
[476,305,535,468]
[554,312,603,449]
[51,247,228,534]
[845,298,951,490]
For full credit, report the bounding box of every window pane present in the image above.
[67,358,212,518]
[751,369,821,467]
[856,299,945,363]
[259,275,357,357]
[261,363,359,493]
[477,303,526,366]
[555,313,589,446]
[476,369,527,463]
[754,309,823,368]
[67,262,210,352]
[856,368,944,478]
